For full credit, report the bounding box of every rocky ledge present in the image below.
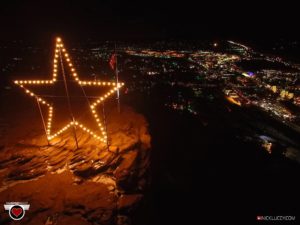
[0,104,151,225]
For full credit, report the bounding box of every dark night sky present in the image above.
[0,0,299,41]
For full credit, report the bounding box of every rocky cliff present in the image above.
[0,93,151,225]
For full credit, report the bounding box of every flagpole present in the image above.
[115,43,120,113]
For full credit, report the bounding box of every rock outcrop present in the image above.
[0,103,151,225]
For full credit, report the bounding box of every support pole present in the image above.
[102,102,109,151]
[59,49,79,149]
[36,97,50,145]
[115,43,120,113]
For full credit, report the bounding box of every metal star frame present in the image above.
[14,37,124,143]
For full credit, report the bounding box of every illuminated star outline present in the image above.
[14,37,124,143]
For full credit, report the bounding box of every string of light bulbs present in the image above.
[14,37,124,143]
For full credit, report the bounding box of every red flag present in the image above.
[109,54,116,70]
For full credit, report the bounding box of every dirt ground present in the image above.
[0,89,151,225]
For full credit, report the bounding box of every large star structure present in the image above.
[14,37,124,143]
